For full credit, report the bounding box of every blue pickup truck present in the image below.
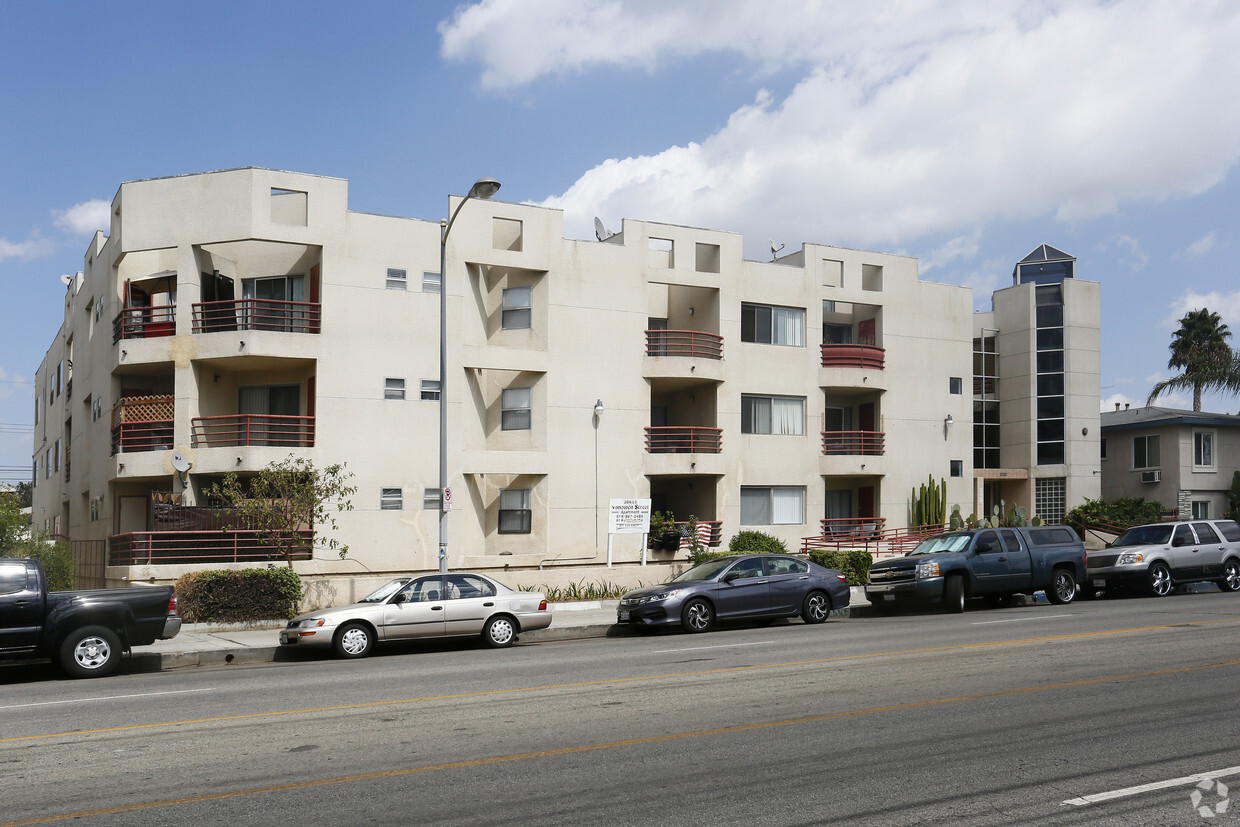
[865,525,1087,612]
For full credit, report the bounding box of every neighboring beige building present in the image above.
[1101,405,1240,519]
[31,168,1099,592]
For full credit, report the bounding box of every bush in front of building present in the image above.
[175,567,303,623]
[727,530,788,555]
[21,537,75,592]
[808,549,872,586]
[1065,497,1166,536]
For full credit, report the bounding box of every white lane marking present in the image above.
[972,614,1075,625]
[652,641,775,654]
[1063,765,1240,806]
[0,688,213,711]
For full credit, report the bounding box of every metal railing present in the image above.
[821,430,885,455]
[820,343,885,369]
[108,529,314,566]
[644,426,723,453]
[112,420,174,453]
[192,299,321,334]
[113,305,176,343]
[192,414,315,447]
[802,520,949,561]
[646,329,724,359]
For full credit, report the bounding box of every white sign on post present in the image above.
[608,499,651,534]
[442,487,452,512]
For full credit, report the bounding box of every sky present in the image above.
[3,0,1240,485]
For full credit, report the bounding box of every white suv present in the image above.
[1085,519,1240,597]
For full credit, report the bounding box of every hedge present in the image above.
[174,567,303,623]
[807,549,873,586]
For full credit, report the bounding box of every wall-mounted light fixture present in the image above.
[594,399,604,416]
[945,414,954,426]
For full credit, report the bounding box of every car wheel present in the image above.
[801,591,831,624]
[334,622,374,658]
[681,598,714,633]
[1148,562,1173,597]
[943,575,966,613]
[483,615,517,648]
[59,625,122,678]
[1046,568,1077,605]
[1218,559,1240,593]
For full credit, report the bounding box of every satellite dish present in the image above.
[170,452,193,473]
[59,274,74,285]
[594,217,617,241]
[770,239,785,260]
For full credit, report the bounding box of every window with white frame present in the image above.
[740,486,804,526]
[380,488,403,510]
[1191,501,1210,519]
[1133,435,1160,470]
[384,378,406,400]
[423,488,441,510]
[1194,431,1215,469]
[741,395,804,435]
[501,387,531,430]
[950,460,963,477]
[422,271,441,293]
[386,268,407,290]
[741,303,804,346]
[420,380,440,401]
[502,287,532,329]
[498,488,531,534]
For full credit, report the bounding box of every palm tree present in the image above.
[1147,308,1240,411]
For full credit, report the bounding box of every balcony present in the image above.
[113,305,176,343]
[192,414,315,447]
[821,430,885,455]
[108,529,312,566]
[646,330,723,359]
[192,299,321,334]
[645,426,723,454]
[112,395,175,454]
[820,343,885,369]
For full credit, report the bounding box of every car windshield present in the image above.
[1113,525,1174,547]
[671,558,737,583]
[906,534,973,556]
[359,578,411,603]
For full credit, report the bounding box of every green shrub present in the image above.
[174,567,303,623]
[727,530,788,555]
[22,538,75,592]
[1065,497,1166,536]
[807,549,872,586]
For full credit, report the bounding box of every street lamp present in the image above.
[439,177,501,574]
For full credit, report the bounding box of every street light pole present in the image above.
[438,177,501,574]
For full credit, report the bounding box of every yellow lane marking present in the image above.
[3,617,1237,747]
[4,655,1240,827]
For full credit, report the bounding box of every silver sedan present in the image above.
[279,572,552,658]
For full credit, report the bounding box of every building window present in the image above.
[1133,435,1160,470]
[1100,438,1107,460]
[384,378,406,400]
[1191,501,1210,519]
[420,380,441,401]
[1194,431,1215,469]
[949,377,963,395]
[741,395,804,435]
[740,486,804,526]
[950,460,963,477]
[741,303,804,346]
[422,271,441,293]
[380,488,403,510]
[45,448,52,478]
[423,488,441,510]
[1034,478,1067,524]
[498,488,531,534]
[502,287,532,329]
[54,439,61,472]
[33,459,39,485]
[501,387,531,430]
[386,268,407,290]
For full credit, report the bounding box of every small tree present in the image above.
[0,491,27,553]
[203,456,356,567]
[1226,471,1240,522]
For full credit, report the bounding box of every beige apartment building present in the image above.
[31,168,1100,592]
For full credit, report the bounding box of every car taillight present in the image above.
[836,574,848,584]
[538,599,548,611]
[168,594,178,616]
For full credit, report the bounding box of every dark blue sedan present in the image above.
[617,554,850,633]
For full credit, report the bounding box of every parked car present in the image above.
[0,557,181,678]
[279,572,551,657]
[616,554,850,633]
[1085,519,1240,597]
[865,525,1087,612]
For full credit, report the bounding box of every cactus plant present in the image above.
[912,474,949,527]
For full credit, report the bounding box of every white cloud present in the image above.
[443,1,1240,255]
[1100,234,1149,275]
[1162,289,1240,330]
[1101,393,1137,412]
[52,199,110,236]
[920,229,982,273]
[0,234,54,262]
[1185,230,1216,257]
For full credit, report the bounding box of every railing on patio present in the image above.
[644,426,723,454]
[821,343,885,369]
[112,420,174,453]
[802,520,951,561]
[108,529,313,566]
[192,414,315,447]
[113,305,176,343]
[646,329,724,359]
[821,430,885,455]
[192,299,322,334]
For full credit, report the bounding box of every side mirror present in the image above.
[974,541,995,553]
[392,592,407,604]
[722,571,740,583]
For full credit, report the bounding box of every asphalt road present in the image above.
[3,590,1240,826]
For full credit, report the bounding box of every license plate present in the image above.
[1092,579,1106,588]
[619,611,630,621]
[882,594,895,602]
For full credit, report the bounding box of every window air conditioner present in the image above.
[1141,470,1161,484]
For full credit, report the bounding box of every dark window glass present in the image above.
[1035,305,1063,328]
[1035,284,1064,304]
[1036,351,1064,373]
[1192,523,1220,544]
[1038,420,1065,441]
[1037,374,1065,395]
[1037,442,1065,465]
[1037,397,1064,418]
[1036,328,1064,350]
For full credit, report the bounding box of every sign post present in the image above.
[607,498,652,567]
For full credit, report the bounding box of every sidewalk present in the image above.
[130,587,872,672]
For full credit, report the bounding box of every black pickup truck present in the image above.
[0,558,181,677]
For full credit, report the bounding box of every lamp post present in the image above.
[439,177,501,574]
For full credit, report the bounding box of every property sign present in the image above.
[608,498,652,534]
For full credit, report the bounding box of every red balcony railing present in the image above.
[113,305,176,343]
[108,529,313,566]
[646,329,724,359]
[192,414,315,447]
[802,520,948,563]
[821,430,885,455]
[192,299,322,334]
[645,426,723,454]
[112,420,174,453]
[821,343,885,369]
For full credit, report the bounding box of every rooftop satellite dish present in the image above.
[594,217,617,241]
[770,239,785,261]
[171,452,193,474]
[59,274,73,285]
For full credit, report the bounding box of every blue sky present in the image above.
[3,0,1240,485]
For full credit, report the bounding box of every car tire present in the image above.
[943,575,966,613]
[681,598,714,633]
[1218,559,1240,593]
[59,625,122,679]
[334,622,374,658]
[483,615,517,648]
[1046,568,1077,605]
[1148,562,1174,597]
[801,591,831,624]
